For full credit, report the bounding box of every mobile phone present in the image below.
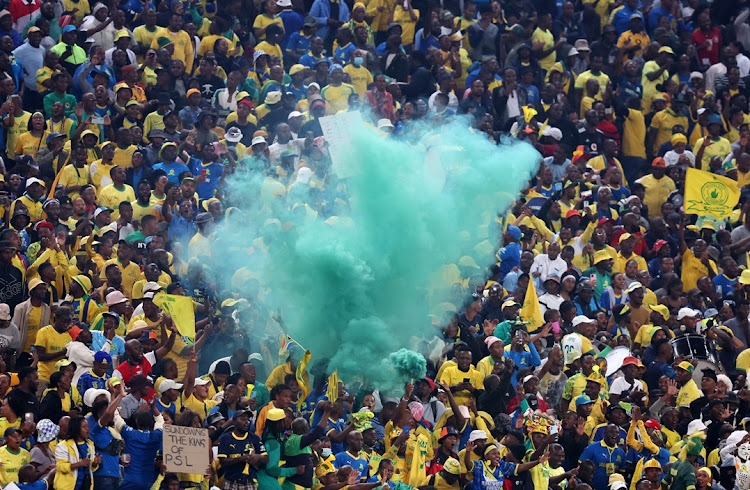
[201,169,207,177]
[463,378,470,384]
[91,116,104,124]
[24,413,33,424]
[550,425,559,435]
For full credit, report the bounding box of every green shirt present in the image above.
[43,91,77,118]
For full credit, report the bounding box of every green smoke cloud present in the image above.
[213,119,540,388]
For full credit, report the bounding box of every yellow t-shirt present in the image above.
[650,109,689,153]
[15,131,49,157]
[321,83,356,114]
[99,258,141,298]
[694,137,732,169]
[24,305,43,353]
[437,365,484,406]
[35,66,54,92]
[34,326,73,382]
[62,0,89,21]
[641,60,668,109]
[636,174,675,215]
[113,145,137,169]
[623,108,646,159]
[393,5,419,46]
[0,445,29,486]
[612,252,648,274]
[681,248,717,291]
[58,164,90,199]
[586,0,613,29]
[575,70,610,98]
[131,201,157,222]
[255,40,283,60]
[676,379,701,408]
[149,28,194,72]
[616,31,650,60]
[343,64,373,96]
[133,25,159,51]
[90,160,115,191]
[252,14,284,40]
[532,27,556,71]
[98,184,136,213]
[6,112,31,160]
[181,393,219,421]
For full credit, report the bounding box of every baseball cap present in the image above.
[676,361,695,373]
[572,315,595,327]
[651,157,666,168]
[25,177,45,188]
[93,206,113,218]
[94,351,111,365]
[677,307,700,320]
[625,281,643,293]
[194,377,211,386]
[158,379,184,394]
[658,46,675,55]
[575,394,594,406]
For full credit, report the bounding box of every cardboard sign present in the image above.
[319,111,363,179]
[163,424,211,474]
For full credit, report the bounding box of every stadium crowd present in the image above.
[0,0,747,488]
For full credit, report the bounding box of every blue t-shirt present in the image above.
[76,441,90,486]
[470,460,517,490]
[579,441,626,490]
[153,161,190,183]
[188,157,224,200]
[86,414,120,478]
[334,450,369,476]
[498,242,522,280]
[287,31,313,57]
[325,419,347,454]
[713,273,738,300]
[77,370,110,395]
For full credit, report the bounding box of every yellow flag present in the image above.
[519,277,543,332]
[685,167,740,220]
[152,293,196,343]
[327,370,339,402]
[296,350,311,414]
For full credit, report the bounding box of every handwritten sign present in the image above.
[319,111,363,179]
[163,424,210,474]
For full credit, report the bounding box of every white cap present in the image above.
[567,47,579,56]
[697,108,707,115]
[690,71,704,80]
[677,307,700,320]
[83,388,111,407]
[142,281,162,293]
[194,377,211,386]
[541,126,562,141]
[296,167,313,184]
[276,0,292,6]
[572,315,595,327]
[468,430,487,442]
[158,379,184,394]
[251,136,267,146]
[611,483,627,490]
[143,291,155,300]
[687,419,708,434]
[377,118,395,130]
[288,111,303,119]
[25,177,45,188]
[625,281,643,293]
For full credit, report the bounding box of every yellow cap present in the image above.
[643,459,662,470]
[647,304,670,320]
[267,408,286,421]
[28,277,45,292]
[315,462,335,478]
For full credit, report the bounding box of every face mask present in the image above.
[353,57,364,67]
[321,448,332,457]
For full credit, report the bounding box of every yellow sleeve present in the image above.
[626,419,644,452]
[579,219,597,244]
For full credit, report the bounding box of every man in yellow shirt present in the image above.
[343,50,373,96]
[321,65,356,114]
[532,14,562,72]
[678,218,717,290]
[150,13,195,73]
[616,15,649,60]
[438,344,484,406]
[98,167,136,215]
[635,158,675,216]
[182,350,219,421]
[34,307,73,389]
[647,92,688,156]
[99,240,141,298]
[695,114,732,169]
[612,232,648,273]
[641,46,674,112]
[675,361,701,416]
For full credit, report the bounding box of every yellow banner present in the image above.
[520,277,543,332]
[327,370,339,403]
[153,293,196,342]
[685,167,740,220]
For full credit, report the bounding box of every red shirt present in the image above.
[692,27,721,67]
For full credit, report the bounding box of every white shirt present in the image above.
[428,90,459,111]
[539,292,563,316]
[80,16,117,52]
[531,254,567,283]
[609,376,645,400]
[663,149,695,167]
[562,333,583,365]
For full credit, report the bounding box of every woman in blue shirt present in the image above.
[115,398,165,490]
[86,386,125,490]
